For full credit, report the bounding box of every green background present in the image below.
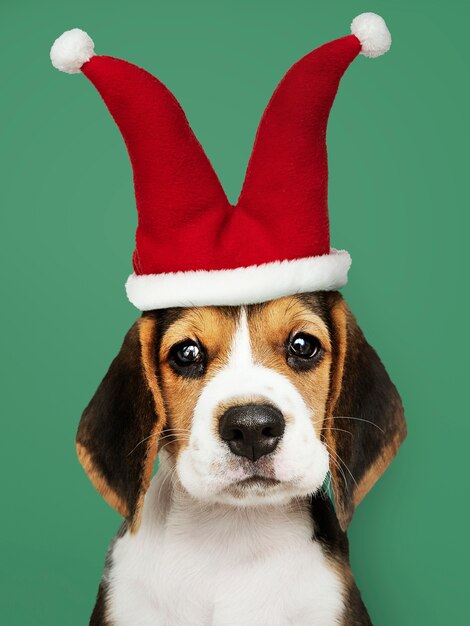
[1,0,468,623]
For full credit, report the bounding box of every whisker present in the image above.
[328,447,353,484]
[324,441,358,488]
[156,462,178,502]
[323,471,333,497]
[322,427,353,437]
[311,415,384,433]
[127,433,157,456]
[163,428,191,433]
[128,432,190,456]
[157,439,188,453]
[333,416,384,433]
[323,443,349,490]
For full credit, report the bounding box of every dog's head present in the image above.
[77,292,406,531]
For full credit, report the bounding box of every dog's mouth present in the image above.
[237,476,281,487]
[222,456,281,488]
[222,474,283,499]
[217,471,293,505]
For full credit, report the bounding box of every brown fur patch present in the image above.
[324,294,347,419]
[129,317,168,532]
[76,442,129,518]
[322,294,349,514]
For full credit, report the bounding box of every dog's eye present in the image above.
[171,340,202,365]
[169,339,205,377]
[289,333,321,358]
[287,333,323,368]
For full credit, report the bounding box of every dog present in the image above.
[50,13,405,624]
[77,292,406,625]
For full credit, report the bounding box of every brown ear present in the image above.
[324,293,407,531]
[76,316,165,532]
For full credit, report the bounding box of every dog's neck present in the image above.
[142,451,315,558]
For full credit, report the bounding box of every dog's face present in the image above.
[159,296,332,506]
[77,292,406,531]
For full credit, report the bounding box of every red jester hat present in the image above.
[51,13,392,310]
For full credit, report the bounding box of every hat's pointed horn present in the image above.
[237,13,391,258]
[51,29,230,278]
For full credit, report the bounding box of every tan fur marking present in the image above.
[130,316,168,533]
[76,441,129,518]
[323,296,348,506]
[325,296,348,421]
[353,427,406,508]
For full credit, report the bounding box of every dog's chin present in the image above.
[175,440,330,507]
[179,471,328,508]
[213,477,317,507]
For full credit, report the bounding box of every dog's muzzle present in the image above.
[219,403,285,462]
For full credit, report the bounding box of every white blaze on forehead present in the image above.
[192,306,311,425]
[228,307,253,368]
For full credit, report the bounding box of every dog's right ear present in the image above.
[324,292,406,531]
[76,316,166,532]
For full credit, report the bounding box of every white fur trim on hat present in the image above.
[125,250,351,310]
[50,28,95,74]
[350,13,391,58]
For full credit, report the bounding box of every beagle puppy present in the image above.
[50,13,405,625]
[78,292,406,625]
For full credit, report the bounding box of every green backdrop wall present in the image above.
[1,0,467,624]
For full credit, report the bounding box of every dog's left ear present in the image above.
[324,293,407,531]
[76,316,166,532]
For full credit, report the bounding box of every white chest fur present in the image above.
[107,457,345,626]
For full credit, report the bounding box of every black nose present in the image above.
[219,403,285,462]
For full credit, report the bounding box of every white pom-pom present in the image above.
[350,13,391,59]
[50,28,95,74]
